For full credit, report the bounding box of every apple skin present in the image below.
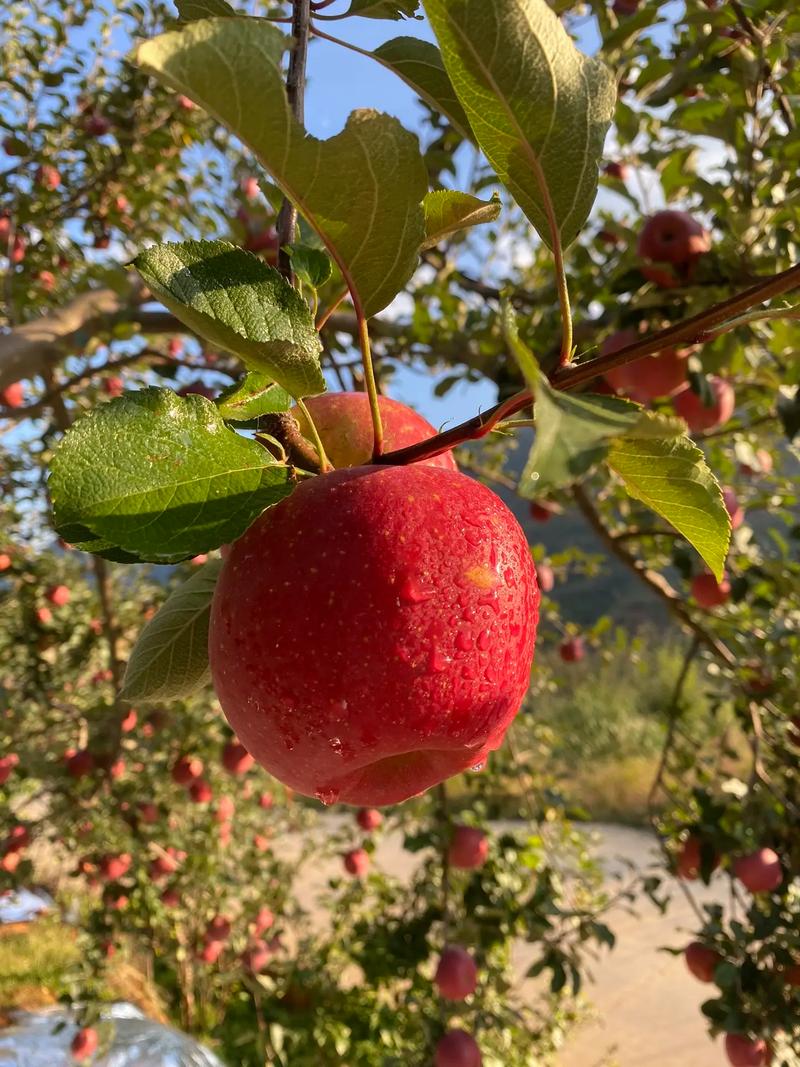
[293,392,458,471]
[673,376,735,432]
[435,1029,482,1067]
[685,942,721,983]
[356,808,382,832]
[638,210,711,266]
[434,945,478,1000]
[210,465,538,807]
[691,572,731,609]
[222,741,254,775]
[676,836,719,881]
[602,330,689,403]
[724,1034,771,1067]
[448,826,488,870]
[733,848,783,893]
[71,1026,99,1061]
[344,848,369,877]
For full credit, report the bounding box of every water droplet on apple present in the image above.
[328,737,343,755]
[428,647,450,673]
[398,575,434,604]
[314,787,339,806]
[477,629,490,651]
[455,631,473,653]
[470,761,485,772]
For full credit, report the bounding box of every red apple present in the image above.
[206,915,232,942]
[71,1026,99,1061]
[638,210,711,266]
[434,945,478,1000]
[177,381,215,400]
[733,848,783,893]
[676,836,718,881]
[254,834,270,852]
[66,749,96,778]
[222,740,254,775]
[253,906,274,935]
[344,848,369,877]
[10,234,26,264]
[100,853,131,881]
[603,330,689,403]
[242,939,272,973]
[177,94,196,110]
[190,553,208,565]
[0,553,11,571]
[36,606,53,625]
[215,795,235,822]
[120,709,137,733]
[138,802,159,824]
[197,939,223,964]
[38,269,56,292]
[294,392,458,471]
[435,1029,482,1067]
[559,636,585,663]
[4,825,30,854]
[103,377,124,398]
[171,755,203,785]
[106,891,128,911]
[161,887,180,907]
[210,465,538,806]
[604,161,629,180]
[149,848,181,880]
[83,111,111,136]
[673,377,735,432]
[36,164,61,190]
[244,226,279,258]
[356,808,382,832]
[258,792,274,809]
[189,779,212,803]
[534,563,554,594]
[1,852,20,872]
[722,487,744,530]
[241,176,260,200]
[448,826,488,870]
[0,753,18,784]
[691,572,731,609]
[724,1034,771,1067]
[0,383,23,409]
[685,941,721,983]
[528,500,560,522]
[46,584,71,607]
[167,337,183,357]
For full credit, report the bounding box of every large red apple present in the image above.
[673,377,735,432]
[293,392,458,471]
[602,330,689,403]
[684,941,721,983]
[209,465,538,806]
[724,1034,771,1067]
[71,1026,99,1061]
[435,1029,482,1067]
[448,826,488,870]
[434,945,478,1000]
[638,210,711,266]
[733,848,783,893]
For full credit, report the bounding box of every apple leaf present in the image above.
[345,0,421,18]
[121,560,222,703]
[49,388,294,563]
[421,190,501,250]
[176,0,235,19]
[423,0,616,249]
[133,241,324,399]
[607,413,731,580]
[135,19,428,318]
[286,245,333,290]
[216,372,293,423]
[372,38,472,139]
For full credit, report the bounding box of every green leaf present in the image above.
[372,37,472,139]
[423,0,616,248]
[176,0,235,19]
[133,241,324,399]
[607,415,731,580]
[345,0,421,18]
[421,190,500,250]
[121,560,222,702]
[286,244,333,290]
[135,19,427,318]
[216,372,293,422]
[49,388,294,563]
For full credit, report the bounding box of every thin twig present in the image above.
[276,0,311,280]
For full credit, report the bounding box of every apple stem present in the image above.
[276,0,311,281]
[372,261,800,467]
[357,312,384,459]
[295,398,333,472]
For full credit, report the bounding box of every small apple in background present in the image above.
[604,160,629,180]
[602,330,689,403]
[241,175,260,200]
[120,709,137,733]
[244,226,279,260]
[448,826,488,870]
[534,562,554,593]
[684,942,721,983]
[189,779,212,804]
[38,269,56,292]
[222,740,254,775]
[1,852,21,872]
[434,945,478,1000]
[177,94,195,110]
[171,755,203,785]
[356,808,382,832]
[197,939,223,964]
[673,376,735,432]
[99,853,131,881]
[638,209,711,266]
[83,110,111,136]
[559,636,585,663]
[103,377,124,398]
[242,940,272,973]
[253,833,270,852]
[66,749,95,778]
[529,499,561,522]
[36,164,61,190]
[161,887,180,907]
[106,891,128,911]
[691,572,731,610]
[93,232,110,250]
[253,907,274,935]
[722,487,744,530]
[734,848,783,893]
[177,381,216,400]
[0,753,19,784]
[138,802,159,824]
[36,606,53,625]
[215,795,235,822]
[258,791,273,809]
[4,825,31,854]
[70,1026,99,1061]
[206,915,232,942]
[435,1029,482,1067]
[724,1034,771,1067]
[1,382,24,408]
[676,836,719,880]
[294,392,458,471]
[343,848,369,877]
[167,337,183,357]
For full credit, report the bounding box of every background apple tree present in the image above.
[1,0,799,1065]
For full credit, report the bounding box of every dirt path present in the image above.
[290,820,727,1067]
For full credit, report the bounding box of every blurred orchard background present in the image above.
[1,0,799,1065]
